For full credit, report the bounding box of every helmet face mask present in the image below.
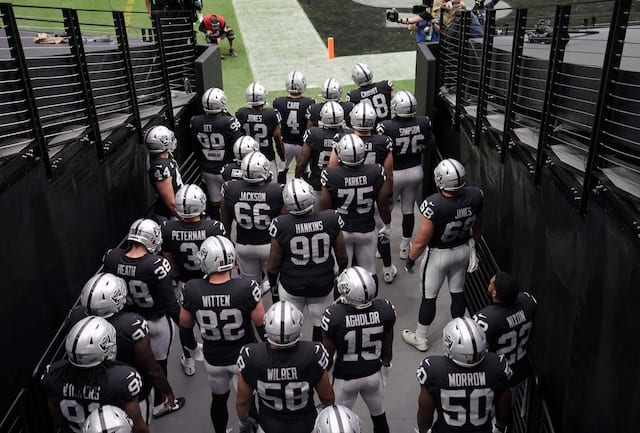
[283,178,315,215]
[80,273,128,318]
[202,87,227,114]
[127,219,162,254]
[265,301,304,348]
[144,125,177,154]
[321,77,343,102]
[175,184,207,219]
[84,405,133,433]
[246,82,268,107]
[240,151,271,183]
[335,134,366,167]
[198,235,236,275]
[352,63,373,87]
[337,266,377,308]
[443,317,488,367]
[65,316,117,368]
[314,405,361,433]
[286,70,307,94]
[391,90,417,118]
[233,136,260,162]
[350,101,377,131]
[434,158,466,192]
[319,101,345,128]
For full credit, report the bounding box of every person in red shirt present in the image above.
[199,14,237,58]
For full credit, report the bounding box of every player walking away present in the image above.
[346,63,395,123]
[222,136,260,182]
[236,301,335,433]
[272,70,316,183]
[268,178,348,342]
[321,267,395,433]
[236,82,284,182]
[191,87,243,220]
[41,316,148,433]
[473,272,538,387]
[180,235,266,433]
[306,77,355,129]
[161,184,226,376]
[314,405,361,433]
[145,125,183,221]
[403,159,483,352]
[221,151,284,294]
[84,405,133,433]
[320,134,391,286]
[102,218,181,417]
[416,317,512,433]
[376,90,435,260]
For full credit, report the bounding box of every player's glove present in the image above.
[467,238,479,273]
[239,417,258,433]
[385,8,399,23]
[492,422,507,433]
[271,286,280,303]
[405,257,416,274]
[378,224,392,241]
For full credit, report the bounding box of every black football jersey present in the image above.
[182,278,261,366]
[221,161,243,182]
[346,81,394,122]
[361,134,392,166]
[306,101,355,128]
[148,154,184,217]
[222,180,284,245]
[161,218,226,282]
[103,248,178,321]
[272,96,316,145]
[417,354,511,433]
[190,113,243,174]
[302,126,348,191]
[320,164,385,233]
[269,210,344,296]
[473,292,538,385]
[41,360,143,433]
[237,341,329,433]
[235,107,282,161]
[376,116,432,170]
[322,298,396,379]
[418,187,484,249]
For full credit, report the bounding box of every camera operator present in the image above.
[388,1,483,39]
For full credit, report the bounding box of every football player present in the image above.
[236,82,284,181]
[321,267,395,433]
[268,178,348,342]
[221,151,284,293]
[190,87,243,220]
[236,301,335,433]
[222,135,260,182]
[272,70,316,183]
[403,159,483,352]
[161,184,226,375]
[145,125,183,220]
[346,63,395,122]
[41,316,148,433]
[306,77,354,129]
[416,317,512,433]
[473,272,538,386]
[180,235,266,433]
[84,405,133,433]
[376,90,435,260]
[320,134,391,285]
[313,405,361,433]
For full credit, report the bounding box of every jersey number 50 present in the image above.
[257,380,310,411]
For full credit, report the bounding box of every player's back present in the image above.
[347,81,394,121]
[190,113,241,173]
[361,134,392,166]
[377,115,432,170]
[303,126,342,190]
[273,96,315,145]
[221,161,243,182]
[307,101,354,128]
[235,106,281,161]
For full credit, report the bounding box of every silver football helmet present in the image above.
[144,125,176,154]
[434,158,466,191]
[320,101,345,128]
[285,70,307,94]
[80,273,128,318]
[335,134,366,167]
[233,136,260,162]
[127,218,162,254]
[337,266,377,309]
[283,178,315,215]
[66,316,117,368]
[83,405,132,433]
[202,87,227,114]
[198,235,235,275]
[175,184,207,219]
[321,77,343,102]
[246,82,268,107]
[241,151,271,183]
[391,90,417,118]
[265,301,304,348]
[350,101,377,131]
[314,405,361,433]
[352,63,373,86]
[443,317,488,368]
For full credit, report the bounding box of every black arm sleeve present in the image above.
[158,277,180,323]
[419,11,434,21]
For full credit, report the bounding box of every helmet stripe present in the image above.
[353,267,369,301]
[280,301,286,344]
[291,183,302,211]
[245,152,257,179]
[213,236,228,270]
[71,317,96,365]
[448,159,462,188]
[98,406,108,432]
[351,136,356,162]
[333,406,345,433]
[182,184,191,216]
[460,317,478,362]
[85,273,104,315]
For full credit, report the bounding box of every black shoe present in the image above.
[229,49,238,57]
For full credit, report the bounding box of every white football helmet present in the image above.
[283,178,315,215]
[241,151,271,183]
[352,63,373,86]
[314,405,361,433]
[246,82,268,107]
[202,87,227,114]
[321,77,343,102]
[66,316,117,368]
[350,101,377,131]
[337,266,377,309]
[335,134,366,167]
[84,405,132,433]
[127,218,162,254]
[265,301,304,348]
[144,125,176,154]
[443,317,488,368]
[286,70,307,94]
[391,90,417,118]
[319,101,345,128]
[80,273,128,318]
[198,235,235,275]
[175,184,207,219]
[434,158,466,191]
[233,136,260,162]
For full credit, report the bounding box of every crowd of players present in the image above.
[40,63,538,433]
